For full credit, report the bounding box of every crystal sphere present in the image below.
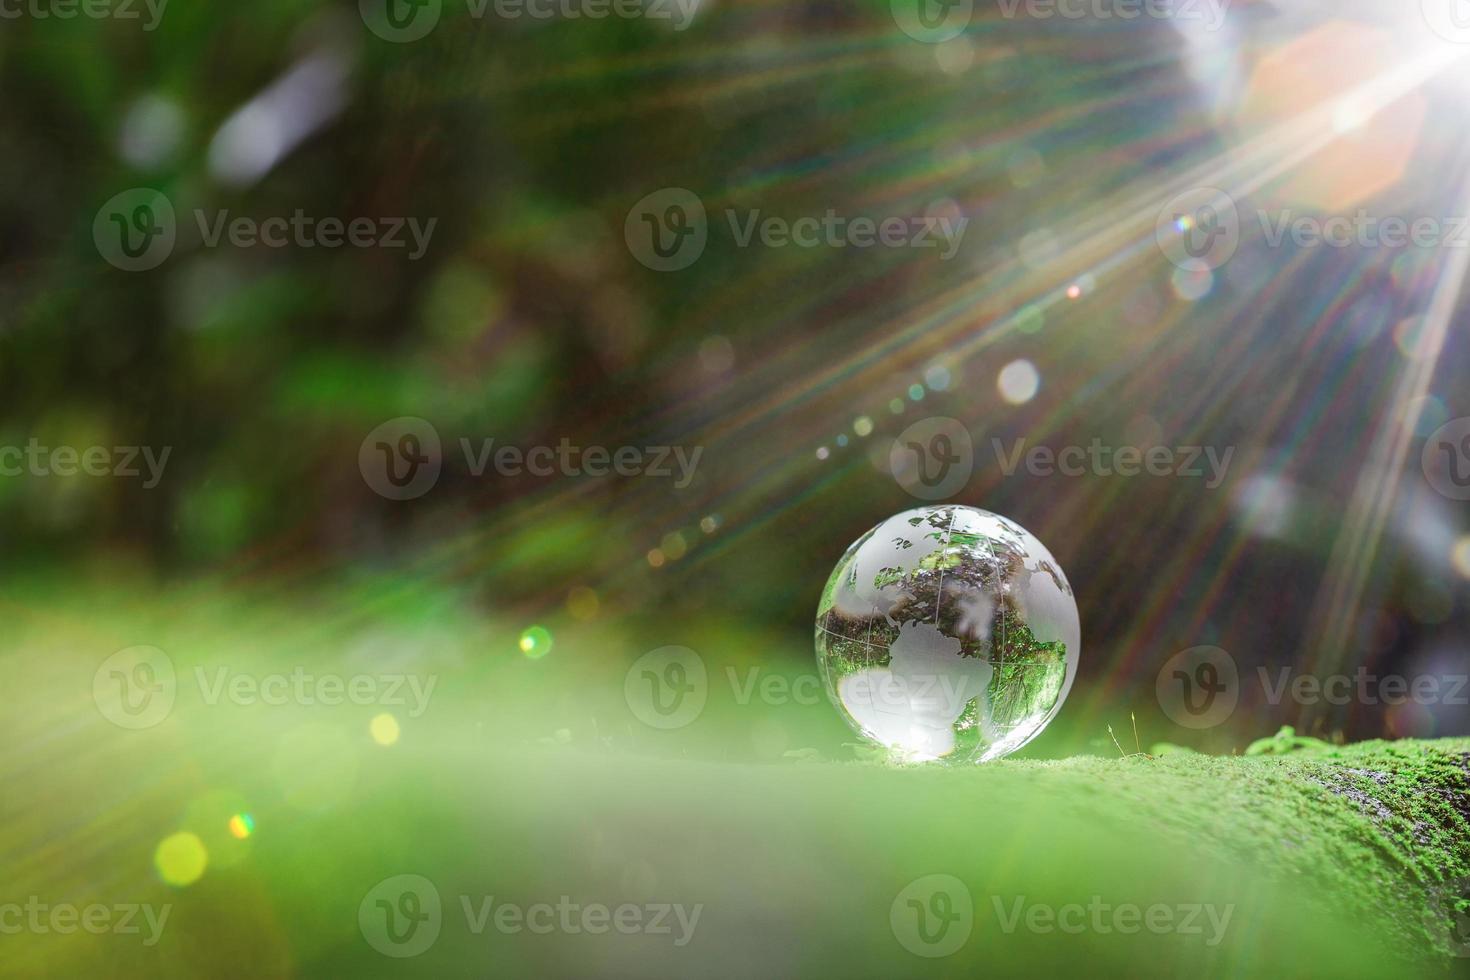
[815,505,1079,764]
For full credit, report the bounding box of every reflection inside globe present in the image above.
[815,505,1080,764]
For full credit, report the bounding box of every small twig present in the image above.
[1109,714,1155,760]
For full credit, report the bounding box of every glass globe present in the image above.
[815,505,1079,764]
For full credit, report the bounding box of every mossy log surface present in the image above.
[13,589,1470,979]
[322,736,1470,977]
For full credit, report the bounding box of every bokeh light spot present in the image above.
[155,832,208,887]
[182,791,254,870]
[228,813,255,839]
[998,360,1040,405]
[567,586,600,620]
[519,625,553,658]
[370,712,401,746]
[1231,22,1426,210]
[1393,316,1432,361]
[1171,266,1215,302]
[1452,538,1470,580]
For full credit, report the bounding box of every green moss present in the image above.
[8,585,1468,977]
[1243,724,1337,756]
[972,737,1470,964]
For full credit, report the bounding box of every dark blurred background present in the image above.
[3,0,1469,759]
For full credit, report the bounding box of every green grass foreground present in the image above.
[5,581,1469,977]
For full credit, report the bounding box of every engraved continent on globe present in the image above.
[815,505,1080,763]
